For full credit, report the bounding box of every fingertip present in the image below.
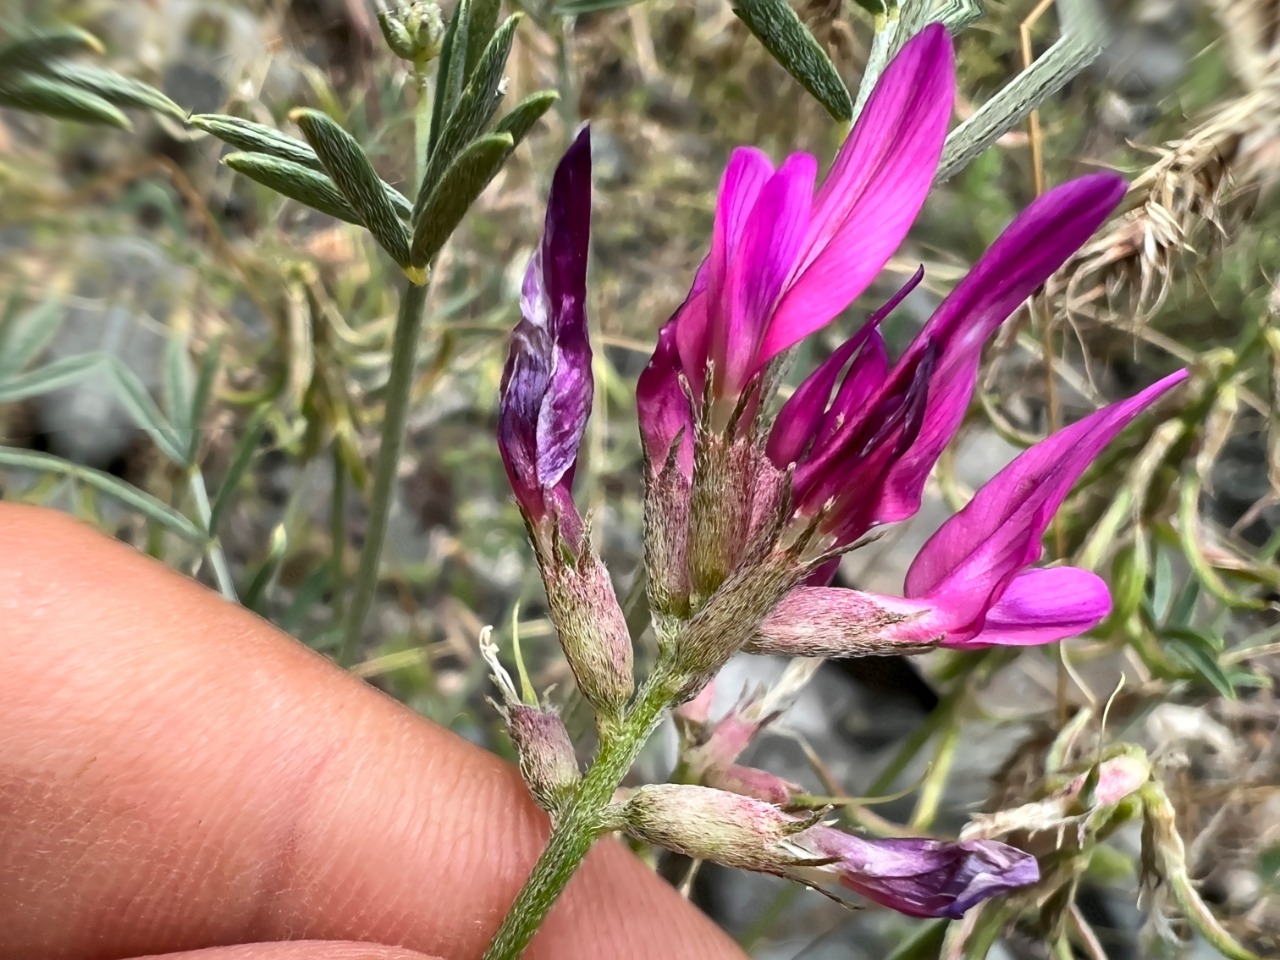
[0,504,746,960]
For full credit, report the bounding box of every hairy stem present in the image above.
[482,670,677,960]
[338,277,429,667]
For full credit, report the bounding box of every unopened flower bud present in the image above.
[377,2,445,66]
[479,628,581,815]
[621,784,1038,919]
[541,529,634,719]
[505,703,580,814]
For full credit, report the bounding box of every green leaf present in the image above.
[554,0,646,13]
[291,108,413,268]
[209,406,268,534]
[190,113,319,166]
[410,131,513,268]
[1168,578,1203,628]
[1164,629,1236,700]
[0,26,102,77]
[493,89,559,146]
[189,114,413,219]
[0,447,204,543]
[186,338,223,463]
[465,0,504,76]
[414,14,519,220]
[429,0,470,153]
[0,353,102,403]
[37,61,185,119]
[163,333,196,440]
[733,0,854,122]
[104,358,185,465]
[0,298,64,381]
[0,73,130,128]
[223,152,362,224]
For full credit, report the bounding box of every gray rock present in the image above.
[34,237,191,467]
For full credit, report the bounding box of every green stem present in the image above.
[338,278,429,667]
[482,671,676,960]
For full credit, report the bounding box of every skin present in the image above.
[0,503,747,960]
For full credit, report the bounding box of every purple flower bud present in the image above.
[498,127,594,542]
[619,784,1038,918]
[479,629,581,813]
[505,703,580,815]
[705,764,802,805]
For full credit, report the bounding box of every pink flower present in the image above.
[750,371,1188,655]
[638,24,955,472]
[771,175,1129,551]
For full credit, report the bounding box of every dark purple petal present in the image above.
[799,341,935,543]
[767,334,865,465]
[498,127,594,525]
[871,174,1127,525]
[906,371,1188,619]
[807,828,1040,919]
[758,25,954,364]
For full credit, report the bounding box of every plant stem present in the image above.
[338,277,429,667]
[482,671,676,960]
[188,466,237,600]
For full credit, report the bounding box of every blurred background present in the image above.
[1,0,1278,957]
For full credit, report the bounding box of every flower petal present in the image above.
[758,25,954,363]
[955,566,1112,648]
[716,152,818,395]
[872,174,1128,524]
[906,371,1189,612]
[637,315,696,474]
[679,148,774,391]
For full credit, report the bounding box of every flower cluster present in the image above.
[495,24,1184,922]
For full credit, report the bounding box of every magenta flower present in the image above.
[498,127,593,542]
[773,174,1128,550]
[638,23,955,469]
[751,370,1188,656]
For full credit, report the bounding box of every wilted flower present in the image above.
[498,126,593,547]
[620,784,1038,919]
[497,128,634,718]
